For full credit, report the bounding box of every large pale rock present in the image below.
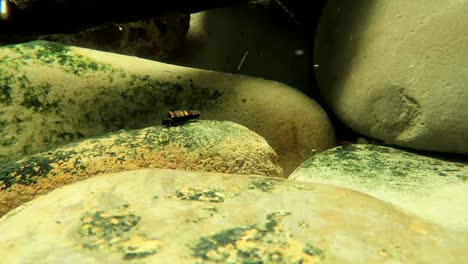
[289,144,468,234]
[0,40,335,174]
[1,168,467,263]
[0,120,282,218]
[314,0,468,153]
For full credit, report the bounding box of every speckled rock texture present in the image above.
[314,0,468,153]
[0,40,335,175]
[289,144,468,234]
[0,120,282,218]
[1,168,467,263]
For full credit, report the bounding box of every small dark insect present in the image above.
[162,110,201,126]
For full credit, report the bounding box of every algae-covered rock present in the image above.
[0,40,335,174]
[0,120,282,217]
[289,144,468,234]
[0,168,467,263]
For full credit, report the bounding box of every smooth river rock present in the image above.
[289,144,468,234]
[314,0,468,153]
[0,40,335,174]
[1,168,467,263]
[0,120,282,218]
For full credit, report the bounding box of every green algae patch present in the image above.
[0,72,14,105]
[3,41,114,76]
[0,41,125,162]
[79,209,141,249]
[248,178,282,192]
[0,146,83,191]
[79,208,161,260]
[0,155,55,190]
[174,187,225,203]
[292,144,468,189]
[191,211,323,264]
[303,243,324,257]
[290,144,468,234]
[184,205,222,224]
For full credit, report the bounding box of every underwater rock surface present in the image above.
[289,144,468,234]
[1,12,190,61]
[38,12,190,60]
[314,0,468,154]
[0,40,335,174]
[168,5,313,94]
[1,168,467,263]
[0,120,282,217]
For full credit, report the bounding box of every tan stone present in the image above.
[0,168,467,263]
[0,120,282,217]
